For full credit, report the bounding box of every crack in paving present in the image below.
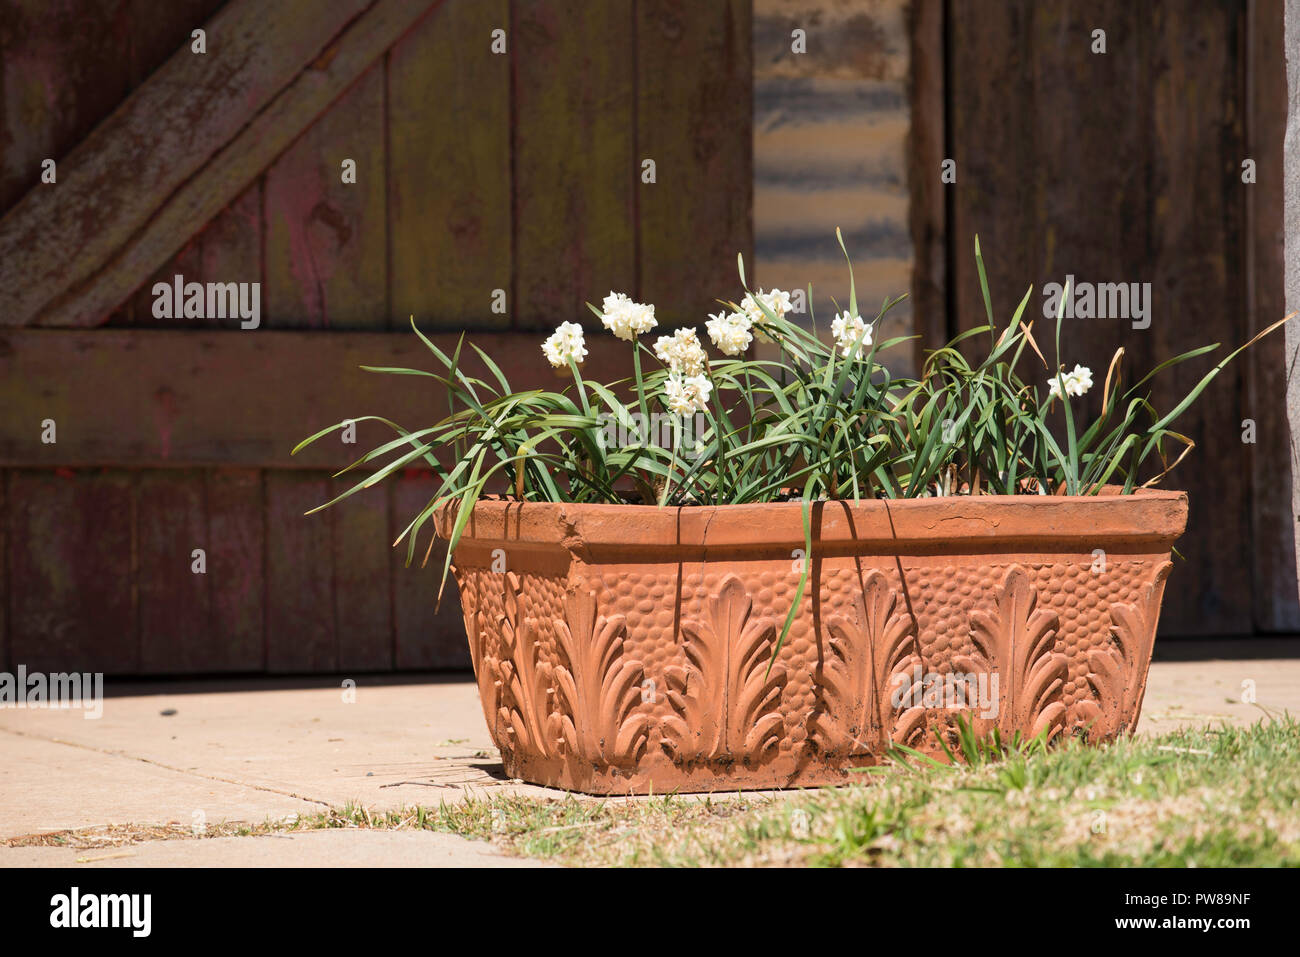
[0,725,334,813]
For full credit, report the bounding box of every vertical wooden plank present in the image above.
[333,480,393,672]
[908,0,948,364]
[637,0,752,326]
[1245,0,1298,631]
[1029,1,1150,432]
[0,470,7,672]
[1145,0,1250,635]
[265,472,335,672]
[137,470,211,674]
[0,0,133,212]
[264,63,387,328]
[392,471,469,670]
[389,0,511,330]
[207,468,264,671]
[514,0,636,327]
[948,0,1036,339]
[9,470,137,673]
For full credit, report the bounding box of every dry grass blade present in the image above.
[1101,347,1124,419]
[1018,319,1048,369]
[1139,433,1195,488]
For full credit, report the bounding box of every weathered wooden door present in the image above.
[0,0,753,674]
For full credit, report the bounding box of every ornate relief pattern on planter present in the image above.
[814,569,927,755]
[953,564,1069,741]
[494,571,557,760]
[661,574,788,765]
[549,589,651,766]
[1069,562,1173,740]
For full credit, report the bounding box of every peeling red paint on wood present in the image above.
[206,468,264,671]
[8,469,138,673]
[334,478,394,671]
[266,472,335,673]
[265,63,387,329]
[138,470,210,674]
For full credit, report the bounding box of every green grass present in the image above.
[288,715,1300,867]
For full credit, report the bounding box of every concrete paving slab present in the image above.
[0,676,556,832]
[0,731,318,837]
[1137,646,1300,734]
[0,828,550,868]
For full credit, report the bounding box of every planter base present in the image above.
[499,751,887,795]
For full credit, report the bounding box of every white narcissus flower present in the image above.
[1047,364,1093,398]
[600,291,657,341]
[688,374,713,407]
[653,327,707,376]
[758,288,792,319]
[830,310,872,358]
[541,321,587,369]
[705,311,753,356]
[601,291,632,317]
[740,288,792,321]
[663,373,713,417]
[738,288,790,342]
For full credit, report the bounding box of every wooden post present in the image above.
[1286,0,1300,607]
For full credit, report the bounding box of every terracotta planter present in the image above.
[438,490,1187,794]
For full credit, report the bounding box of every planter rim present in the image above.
[437,488,1188,552]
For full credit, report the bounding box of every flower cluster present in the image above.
[705,310,753,356]
[542,287,805,416]
[664,373,713,417]
[653,327,707,376]
[1047,364,1094,399]
[541,321,587,368]
[654,328,711,416]
[742,288,792,321]
[600,291,657,341]
[830,310,872,359]
[701,288,791,352]
[740,288,792,342]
